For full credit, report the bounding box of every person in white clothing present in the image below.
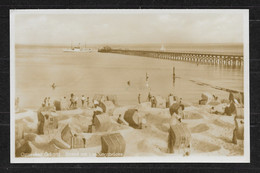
[81,95,86,107]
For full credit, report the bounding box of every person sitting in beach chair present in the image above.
[224,99,236,116]
[213,94,218,101]
[211,99,236,116]
[169,103,185,122]
[92,100,103,125]
[117,114,129,126]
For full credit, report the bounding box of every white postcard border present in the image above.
[10,9,250,163]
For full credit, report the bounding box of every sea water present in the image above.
[15,46,243,109]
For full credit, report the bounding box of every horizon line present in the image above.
[15,42,244,47]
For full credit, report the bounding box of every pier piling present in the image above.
[173,67,175,85]
[98,48,243,68]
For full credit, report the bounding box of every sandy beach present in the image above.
[15,93,244,157]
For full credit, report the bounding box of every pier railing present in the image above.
[99,48,243,67]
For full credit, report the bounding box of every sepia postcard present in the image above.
[10,9,249,163]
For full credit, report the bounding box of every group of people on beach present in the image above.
[41,93,91,110]
[137,92,158,108]
[68,93,90,109]
[42,97,52,107]
[210,92,243,116]
[138,91,185,123]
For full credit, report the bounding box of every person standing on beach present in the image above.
[81,95,86,108]
[145,72,149,88]
[47,97,51,106]
[147,92,151,102]
[74,96,78,108]
[138,94,141,104]
[70,93,74,108]
[86,97,90,107]
[151,96,156,108]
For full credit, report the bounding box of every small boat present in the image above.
[63,47,81,52]
[63,42,95,53]
[63,42,82,52]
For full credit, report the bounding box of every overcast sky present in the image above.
[14,11,244,45]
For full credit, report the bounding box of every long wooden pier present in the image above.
[99,48,243,67]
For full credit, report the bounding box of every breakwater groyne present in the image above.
[98,48,243,67]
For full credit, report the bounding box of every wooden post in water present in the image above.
[172,67,175,86]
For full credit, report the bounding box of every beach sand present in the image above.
[14,99,244,158]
